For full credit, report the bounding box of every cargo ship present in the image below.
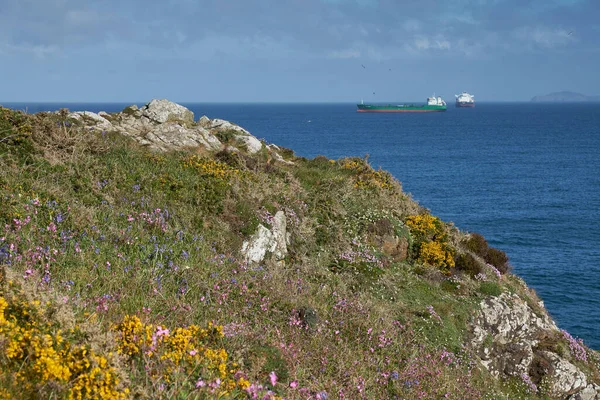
[455,92,475,107]
[357,95,447,113]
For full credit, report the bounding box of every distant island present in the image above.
[531,91,600,102]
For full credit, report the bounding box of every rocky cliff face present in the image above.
[470,284,599,399]
[67,99,275,158]
[69,99,599,400]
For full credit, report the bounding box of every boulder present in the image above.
[241,211,288,263]
[68,111,112,131]
[207,118,250,135]
[235,134,263,154]
[139,99,194,124]
[541,351,587,397]
[140,125,222,153]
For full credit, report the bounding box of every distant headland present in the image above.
[531,91,600,102]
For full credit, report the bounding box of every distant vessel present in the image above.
[357,95,447,113]
[455,92,475,107]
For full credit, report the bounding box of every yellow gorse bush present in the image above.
[113,316,250,395]
[406,214,455,272]
[0,290,129,399]
[183,155,240,181]
[341,158,395,190]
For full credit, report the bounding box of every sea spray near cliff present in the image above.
[8,101,600,349]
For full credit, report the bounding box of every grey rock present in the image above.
[241,211,288,263]
[470,292,598,399]
[207,118,250,135]
[140,125,222,153]
[541,351,587,397]
[198,115,211,127]
[569,384,600,400]
[68,111,112,131]
[235,134,263,154]
[64,99,291,162]
[140,99,194,124]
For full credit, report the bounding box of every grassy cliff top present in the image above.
[1,103,598,399]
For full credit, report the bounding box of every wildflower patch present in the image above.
[0,282,129,399]
[113,315,250,397]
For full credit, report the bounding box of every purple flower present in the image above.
[561,329,587,362]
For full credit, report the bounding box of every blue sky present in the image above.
[1,0,598,102]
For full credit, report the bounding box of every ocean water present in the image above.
[5,101,600,349]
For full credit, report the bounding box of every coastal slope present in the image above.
[1,100,599,399]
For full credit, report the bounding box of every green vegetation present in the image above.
[0,106,596,399]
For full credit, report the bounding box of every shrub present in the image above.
[405,214,448,243]
[341,157,397,190]
[463,233,488,258]
[485,247,510,274]
[461,233,510,275]
[418,241,455,272]
[214,129,238,144]
[112,316,250,395]
[0,281,129,399]
[454,252,483,277]
[405,214,455,272]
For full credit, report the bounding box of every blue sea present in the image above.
[5,101,600,349]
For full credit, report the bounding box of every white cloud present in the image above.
[412,36,451,51]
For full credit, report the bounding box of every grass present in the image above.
[0,106,598,399]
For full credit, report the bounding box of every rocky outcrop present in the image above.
[140,99,194,123]
[470,292,599,399]
[241,211,288,263]
[198,116,263,154]
[68,111,113,131]
[68,99,279,158]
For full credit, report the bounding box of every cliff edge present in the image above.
[1,100,598,399]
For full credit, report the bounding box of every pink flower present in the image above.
[289,380,298,388]
[269,371,277,387]
[196,379,206,388]
[189,349,197,356]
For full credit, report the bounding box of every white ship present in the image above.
[455,92,475,108]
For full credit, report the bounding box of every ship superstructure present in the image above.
[455,92,475,107]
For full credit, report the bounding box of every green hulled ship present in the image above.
[357,95,447,112]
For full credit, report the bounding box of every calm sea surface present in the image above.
[5,101,600,349]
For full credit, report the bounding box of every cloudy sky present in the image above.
[1,0,598,102]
